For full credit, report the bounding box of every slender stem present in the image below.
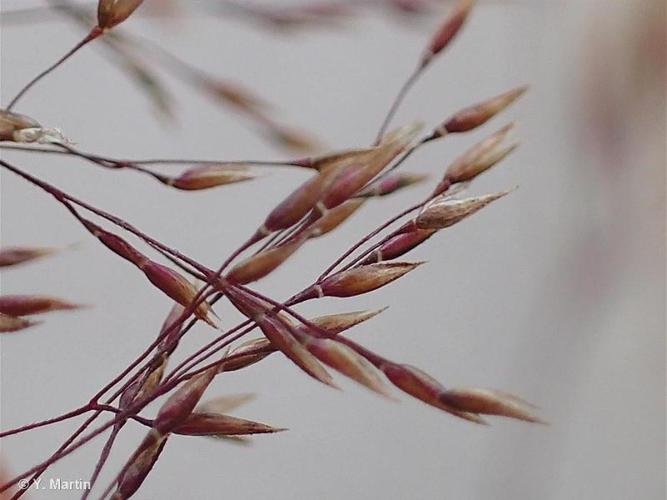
[0,400,150,440]
[81,425,123,500]
[0,143,300,169]
[56,143,173,185]
[9,412,100,500]
[2,419,117,494]
[0,406,91,439]
[166,319,255,382]
[3,373,178,495]
[5,27,101,110]
[375,65,421,144]
[133,158,299,167]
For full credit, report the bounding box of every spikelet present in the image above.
[300,336,392,397]
[200,80,271,116]
[86,222,147,267]
[0,246,59,267]
[443,123,517,185]
[153,367,217,434]
[360,229,436,265]
[255,164,345,239]
[321,123,422,210]
[296,147,378,171]
[139,260,219,329]
[112,431,167,500]
[267,125,320,154]
[120,305,182,409]
[309,199,365,237]
[11,127,72,145]
[440,388,545,424]
[0,295,83,317]
[225,287,335,387]
[294,262,423,301]
[0,313,40,334]
[357,173,429,198]
[98,0,145,30]
[166,164,256,191]
[416,190,513,230]
[0,110,40,141]
[83,222,219,328]
[120,355,168,411]
[308,308,387,334]
[420,0,475,67]
[196,394,257,415]
[227,238,306,284]
[174,413,286,437]
[380,362,487,423]
[217,339,273,373]
[157,302,187,355]
[432,86,527,137]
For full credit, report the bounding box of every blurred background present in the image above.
[1,1,665,499]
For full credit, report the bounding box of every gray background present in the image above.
[1,1,665,499]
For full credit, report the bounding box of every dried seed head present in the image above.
[0,246,59,267]
[227,238,305,284]
[98,0,145,30]
[221,286,268,321]
[120,355,167,410]
[153,367,217,434]
[0,110,40,141]
[174,413,286,437]
[308,308,388,334]
[381,362,487,423]
[303,337,392,397]
[113,431,167,500]
[11,127,72,145]
[473,141,518,175]
[121,302,184,408]
[157,302,186,354]
[298,262,423,300]
[297,147,378,171]
[201,80,271,115]
[167,164,257,191]
[0,313,41,334]
[258,165,344,237]
[440,388,545,423]
[416,190,512,230]
[225,287,335,387]
[85,222,147,267]
[421,0,475,67]
[321,123,423,210]
[361,229,436,265]
[197,394,256,415]
[380,122,424,149]
[221,308,387,372]
[218,338,272,372]
[268,125,320,153]
[0,295,83,317]
[434,86,527,137]
[260,314,336,387]
[442,123,516,186]
[309,199,365,237]
[140,260,218,328]
[357,173,429,198]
